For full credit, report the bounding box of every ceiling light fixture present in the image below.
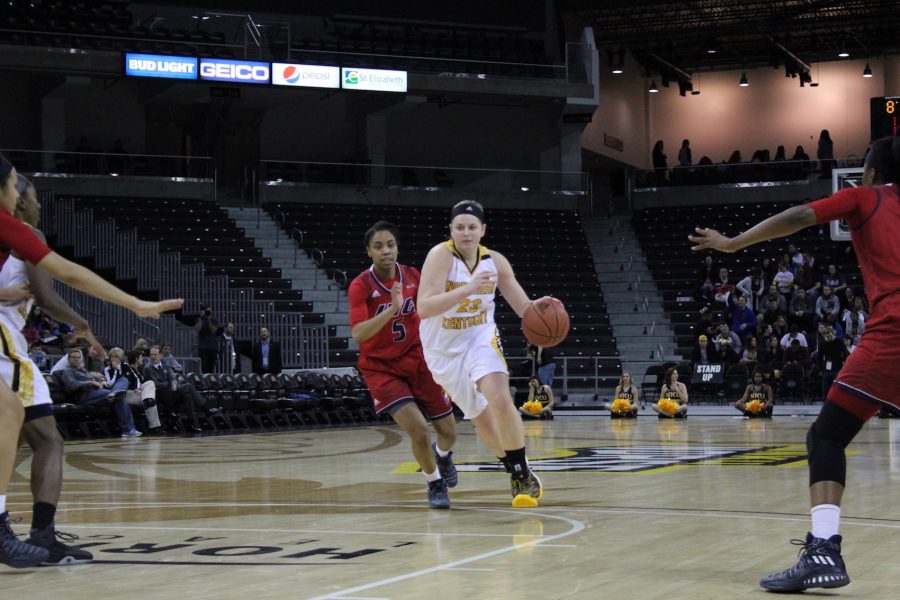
[739,72,749,86]
[863,63,873,77]
[648,80,658,93]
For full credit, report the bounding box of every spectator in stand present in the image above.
[780,324,809,350]
[736,266,766,314]
[218,322,243,375]
[815,285,841,323]
[758,335,783,364]
[755,321,775,345]
[730,295,758,340]
[102,347,162,434]
[712,267,735,304]
[760,257,777,282]
[823,313,845,339]
[812,326,849,397]
[251,327,282,375]
[678,139,692,167]
[698,255,718,300]
[762,296,785,326]
[792,263,817,302]
[160,343,183,374]
[791,145,812,178]
[194,304,219,374]
[652,140,667,184]
[773,262,795,297]
[143,345,216,433]
[692,334,720,364]
[787,244,806,272]
[842,307,865,343]
[534,345,556,388]
[763,284,788,314]
[843,335,857,354]
[839,287,859,312]
[714,322,742,363]
[741,336,759,365]
[821,264,847,297]
[133,337,150,353]
[783,338,808,363]
[817,129,835,179]
[59,348,139,437]
[772,314,789,341]
[695,306,718,340]
[788,287,815,334]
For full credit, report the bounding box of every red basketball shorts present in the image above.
[828,294,900,422]
[358,348,452,419]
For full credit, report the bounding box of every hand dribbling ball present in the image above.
[522,297,570,347]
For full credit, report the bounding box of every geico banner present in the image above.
[341,67,407,92]
[125,53,197,80]
[272,63,340,88]
[199,59,270,84]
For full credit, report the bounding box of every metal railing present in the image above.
[509,355,623,399]
[259,159,588,195]
[2,148,215,179]
[636,154,863,189]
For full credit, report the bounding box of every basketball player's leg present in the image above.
[391,402,438,475]
[0,377,50,567]
[21,414,63,510]
[476,372,524,449]
[760,337,889,592]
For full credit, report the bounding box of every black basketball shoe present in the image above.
[0,512,49,568]
[759,532,850,592]
[432,443,458,488]
[26,525,93,565]
[427,479,450,509]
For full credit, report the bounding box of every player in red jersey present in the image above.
[348,221,458,509]
[0,155,182,568]
[690,135,900,594]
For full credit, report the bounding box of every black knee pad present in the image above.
[807,401,865,486]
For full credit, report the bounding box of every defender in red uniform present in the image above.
[348,221,458,509]
[690,135,900,594]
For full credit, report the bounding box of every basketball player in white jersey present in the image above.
[0,175,100,564]
[418,200,551,507]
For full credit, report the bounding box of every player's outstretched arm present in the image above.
[34,252,182,318]
[688,205,816,253]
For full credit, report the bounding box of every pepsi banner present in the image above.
[125,54,197,80]
[272,63,340,89]
[199,58,270,84]
[341,67,407,92]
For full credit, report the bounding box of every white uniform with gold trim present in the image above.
[0,253,50,408]
[420,241,506,419]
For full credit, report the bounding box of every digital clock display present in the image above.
[871,96,899,140]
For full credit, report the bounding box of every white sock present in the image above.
[811,504,841,539]
[423,468,441,483]
[0,494,5,514]
[435,445,450,458]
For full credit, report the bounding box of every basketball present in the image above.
[522,297,570,347]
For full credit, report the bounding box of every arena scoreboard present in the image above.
[870,96,899,141]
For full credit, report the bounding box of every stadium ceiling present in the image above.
[562,0,900,73]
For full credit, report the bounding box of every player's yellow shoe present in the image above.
[511,470,543,508]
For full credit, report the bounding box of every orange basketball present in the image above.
[522,297,570,347]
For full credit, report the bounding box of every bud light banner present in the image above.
[125,54,198,80]
[272,63,340,89]
[341,67,407,92]
[199,58,270,84]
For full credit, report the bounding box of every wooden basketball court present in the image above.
[6,415,900,599]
